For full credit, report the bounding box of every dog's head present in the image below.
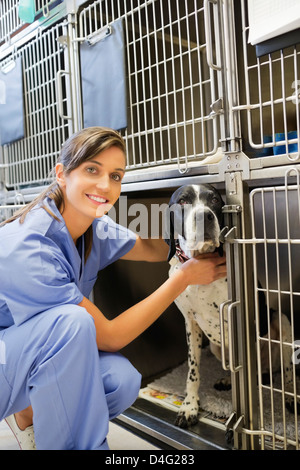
[164,184,225,262]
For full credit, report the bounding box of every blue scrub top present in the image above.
[0,197,137,329]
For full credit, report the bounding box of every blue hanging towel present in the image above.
[80,18,127,131]
[0,57,25,146]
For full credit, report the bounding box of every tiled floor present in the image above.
[0,419,160,450]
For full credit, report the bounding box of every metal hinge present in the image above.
[222,204,242,214]
[228,414,275,441]
[216,151,250,181]
[57,35,68,47]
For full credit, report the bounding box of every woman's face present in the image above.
[56,145,126,222]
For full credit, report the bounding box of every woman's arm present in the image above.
[121,236,169,262]
[78,253,226,352]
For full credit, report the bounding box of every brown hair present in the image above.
[1,127,126,261]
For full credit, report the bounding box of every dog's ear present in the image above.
[164,203,176,262]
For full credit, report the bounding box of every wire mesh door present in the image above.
[246,169,300,450]
[235,0,300,162]
[77,0,223,173]
[0,19,74,192]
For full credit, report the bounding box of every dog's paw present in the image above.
[214,377,231,391]
[175,400,200,428]
[175,411,199,428]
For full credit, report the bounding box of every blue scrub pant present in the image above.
[0,305,141,450]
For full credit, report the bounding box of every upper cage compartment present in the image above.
[0,19,73,191]
[0,1,65,49]
[0,0,23,44]
[77,0,222,172]
[235,0,300,162]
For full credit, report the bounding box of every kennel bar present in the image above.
[76,0,223,172]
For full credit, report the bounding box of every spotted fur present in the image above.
[165,184,228,427]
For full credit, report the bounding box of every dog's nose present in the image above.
[205,211,214,222]
[194,208,217,241]
[195,208,215,226]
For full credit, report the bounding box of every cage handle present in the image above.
[204,0,222,71]
[14,193,26,205]
[219,299,231,370]
[56,70,72,121]
[227,300,242,373]
[219,299,242,372]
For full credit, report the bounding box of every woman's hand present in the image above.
[177,253,227,288]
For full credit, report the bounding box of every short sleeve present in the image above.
[93,216,137,270]
[1,233,83,326]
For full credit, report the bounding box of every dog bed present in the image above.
[140,347,300,445]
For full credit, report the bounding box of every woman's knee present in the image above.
[39,304,96,348]
[100,352,141,417]
[118,357,141,399]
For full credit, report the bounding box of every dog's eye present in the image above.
[212,197,219,204]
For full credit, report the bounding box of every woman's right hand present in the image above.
[178,252,227,287]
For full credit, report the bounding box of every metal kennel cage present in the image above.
[0,19,74,201]
[218,0,300,450]
[218,169,300,451]
[0,0,23,44]
[1,0,300,451]
[0,1,65,47]
[76,0,222,172]
[235,0,300,163]
[250,171,300,450]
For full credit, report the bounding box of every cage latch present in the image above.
[57,36,68,47]
[87,26,112,46]
[1,60,16,74]
[209,98,224,117]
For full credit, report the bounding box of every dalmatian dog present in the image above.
[164,183,227,428]
[165,183,296,428]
